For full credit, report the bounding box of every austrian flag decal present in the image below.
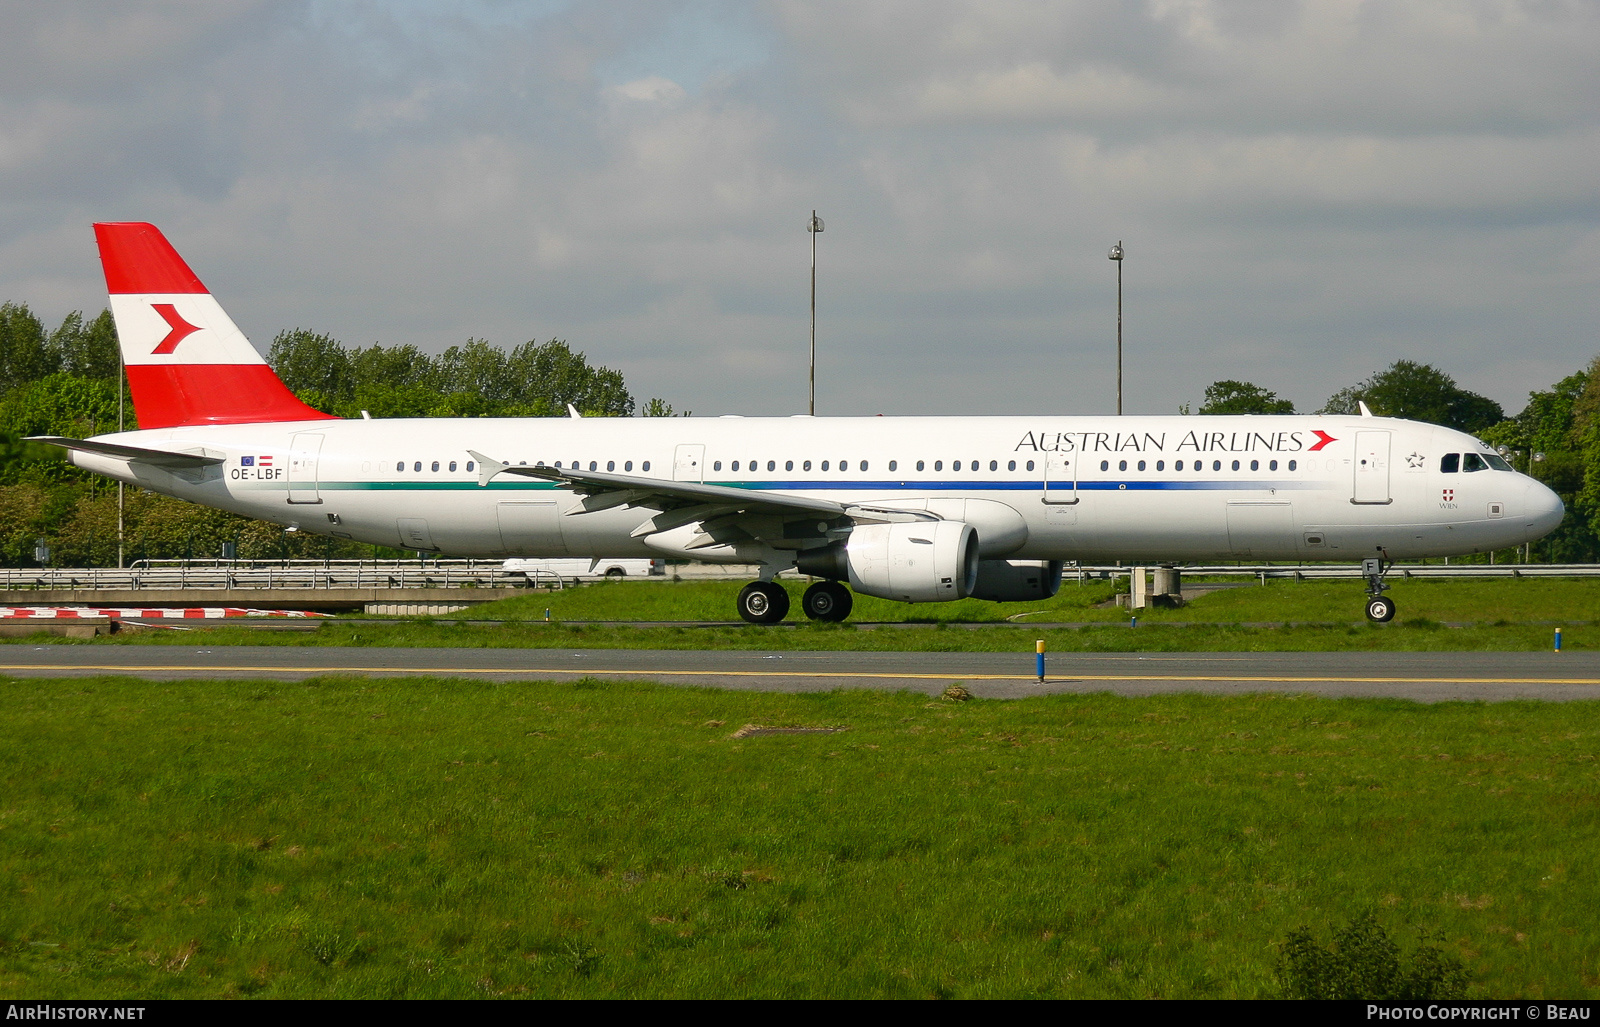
[1443,489,1455,502]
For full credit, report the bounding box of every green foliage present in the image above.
[1320,360,1504,433]
[267,331,636,418]
[1277,912,1470,999]
[1197,380,1295,415]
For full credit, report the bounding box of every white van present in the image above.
[503,558,664,584]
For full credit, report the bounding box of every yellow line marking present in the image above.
[3,665,1600,685]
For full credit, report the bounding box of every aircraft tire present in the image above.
[802,580,853,622]
[1365,596,1396,623]
[737,581,790,624]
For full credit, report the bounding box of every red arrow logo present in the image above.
[150,303,201,354]
[1309,430,1337,451]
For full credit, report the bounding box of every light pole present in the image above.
[1108,241,1124,415]
[808,210,824,416]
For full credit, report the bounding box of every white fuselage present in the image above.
[71,413,1563,568]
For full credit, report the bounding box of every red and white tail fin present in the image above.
[93,222,338,429]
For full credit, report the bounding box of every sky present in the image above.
[2,0,1597,418]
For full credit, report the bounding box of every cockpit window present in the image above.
[1484,453,1513,471]
[1440,453,1459,473]
[1462,452,1488,472]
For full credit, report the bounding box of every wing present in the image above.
[27,436,226,469]
[468,450,932,554]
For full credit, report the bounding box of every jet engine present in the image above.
[796,520,979,602]
[969,559,1066,602]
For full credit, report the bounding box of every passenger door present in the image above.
[1352,431,1391,504]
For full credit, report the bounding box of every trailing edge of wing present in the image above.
[27,436,226,469]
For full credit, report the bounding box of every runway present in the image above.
[3,646,1598,701]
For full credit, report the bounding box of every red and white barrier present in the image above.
[0,607,332,620]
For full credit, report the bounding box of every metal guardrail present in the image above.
[0,559,535,591]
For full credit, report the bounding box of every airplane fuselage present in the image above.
[72,413,1563,566]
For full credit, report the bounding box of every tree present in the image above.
[505,339,633,416]
[50,309,121,380]
[0,302,55,386]
[268,329,355,410]
[1197,380,1295,415]
[1319,360,1503,433]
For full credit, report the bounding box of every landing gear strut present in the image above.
[802,580,853,622]
[736,581,790,624]
[1363,549,1395,623]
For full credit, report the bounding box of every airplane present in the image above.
[32,222,1565,625]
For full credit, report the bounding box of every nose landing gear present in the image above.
[1363,549,1395,622]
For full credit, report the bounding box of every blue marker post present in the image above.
[1036,639,1046,683]
[1555,627,1562,652]
[544,608,551,623]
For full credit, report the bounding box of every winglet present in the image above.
[468,450,506,487]
[1358,401,1373,417]
[567,404,582,419]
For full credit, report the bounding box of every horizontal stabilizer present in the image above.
[27,436,226,469]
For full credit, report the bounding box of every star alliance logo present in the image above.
[1406,452,1425,468]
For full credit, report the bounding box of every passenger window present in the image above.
[1026,460,1035,471]
[641,461,650,471]
[449,461,457,472]
[888,460,897,471]
[861,461,869,471]
[1231,460,1240,471]
[785,460,794,471]
[607,460,615,472]
[952,461,961,472]
[466,461,474,472]
[821,460,830,471]
[1268,460,1277,471]
[1175,460,1184,471]
[1100,460,1109,472]
[768,460,776,472]
[1156,460,1164,471]
[933,460,942,471]
[989,460,997,471]
[1249,459,1258,471]
[1007,460,1016,471]
[804,460,812,471]
[1213,460,1222,471]
[1137,460,1146,471]
[430,460,439,472]
[1463,453,1488,472]
[916,460,924,471]
[554,461,562,468]
[1440,453,1459,473]
[395,461,404,472]
[413,461,422,472]
[1118,460,1127,472]
[624,460,632,472]
[1288,459,1297,471]
[713,460,721,471]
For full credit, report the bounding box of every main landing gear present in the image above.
[736,581,790,624]
[735,579,854,624]
[1363,549,1395,623]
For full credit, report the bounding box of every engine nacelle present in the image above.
[797,521,979,603]
[969,559,1066,602]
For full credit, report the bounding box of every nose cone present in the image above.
[1525,480,1565,538]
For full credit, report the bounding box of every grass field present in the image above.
[1,676,1596,998]
[8,576,1592,651]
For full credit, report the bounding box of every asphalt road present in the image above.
[3,646,1598,701]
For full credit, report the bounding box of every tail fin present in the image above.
[94,222,337,429]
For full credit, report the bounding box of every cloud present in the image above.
[0,0,1597,420]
